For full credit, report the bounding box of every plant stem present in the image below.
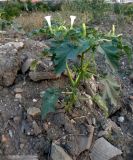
[66,61,75,87]
[75,52,84,87]
[82,23,86,38]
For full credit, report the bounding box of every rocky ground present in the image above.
[0,25,133,160]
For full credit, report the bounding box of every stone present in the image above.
[14,116,21,125]
[20,143,25,149]
[129,72,133,83]
[14,88,23,93]
[99,119,125,150]
[84,76,97,97]
[118,116,125,123]
[21,58,34,74]
[130,96,133,100]
[0,31,6,34]
[33,99,37,103]
[0,42,24,86]
[32,121,41,135]
[15,94,22,102]
[15,93,22,98]
[29,71,59,81]
[90,137,122,160]
[51,143,72,160]
[59,125,94,157]
[84,94,94,108]
[129,102,133,112]
[7,155,38,160]
[27,107,41,117]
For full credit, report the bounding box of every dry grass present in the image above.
[15,11,45,32]
[15,11,90,32]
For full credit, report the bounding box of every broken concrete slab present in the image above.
[90,137,122,160]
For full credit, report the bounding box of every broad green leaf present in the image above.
[99,40,121,71]
[93,94,109,118]
[49,39,90,74]
[100,75,120,107]
[41,88,61,120]
[99,38,132,72]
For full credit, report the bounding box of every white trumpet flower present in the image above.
[70,15,76,29]
[45,16,52,32]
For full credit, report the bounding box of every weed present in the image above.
[33,16,132,119]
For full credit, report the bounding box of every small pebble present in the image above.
[27,107,41,117]
[70,119,76,124]
[14,88,23,93]
[130,96,133,100]
[9,130,13,138]
[33,99,37,103]
[1,135,8,143]
[118,116,125,123]
[15,94,22,102]
[14,116,21,124]
[20,143,25,149]
[15,93,22,99]
[49,61,53,66]
[92,118,96,126]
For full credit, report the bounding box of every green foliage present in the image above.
[0,2,21,21]
[0,19,11,30]
[114,3,133,17]
[48,36,90,74]
[20,1,49,12]
[93,74,120,117]
[100,75,120,107]
[123,4,133,16]
[41,88,61,120]
[93,94,108,118]
[100,38,123,71]
[113,3,122,15]
[0,1,50,21]
[62,0,112,22]
[38,21,132,117]
[89,0,111,22]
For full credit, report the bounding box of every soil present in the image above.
[0,19,133,160]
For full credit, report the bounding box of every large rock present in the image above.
[0,42,24,86]
[59,125,94,157]
[90,137,122,160]
[51,143,72,160]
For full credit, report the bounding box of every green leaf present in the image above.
[41,88,61,120]
[122,44,132,62]
[49,38,90,74]
[99,40,121,71]
[99,38,133,72]
[100,75,120,107]
[93,94,109,118]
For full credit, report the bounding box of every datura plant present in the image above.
[37,16,132,119]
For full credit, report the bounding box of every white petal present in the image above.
[70,15,76,28]
[45,16,52,28]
